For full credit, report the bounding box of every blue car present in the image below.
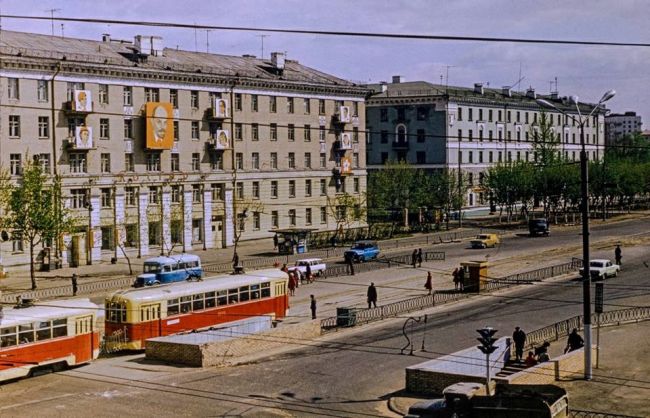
[344,240,380,262]
[133,254,202,287]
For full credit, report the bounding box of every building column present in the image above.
[203,188,213,249]
[161,188,171,254]
[138,189,149,256]
[114,191,126,259]
[89,194,102,263]
[223,186,234,247]
[183,190,193,252]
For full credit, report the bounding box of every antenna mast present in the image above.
[45,8,61,36]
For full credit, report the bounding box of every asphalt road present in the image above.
[1,217,649,417]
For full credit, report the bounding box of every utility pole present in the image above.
[45,8,60,36]
[256,34,269,59]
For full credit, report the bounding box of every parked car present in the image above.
[288,258,327,280]
[344,240,380,262]
[528,218,550,236]
[579,259,620,280]
[470,233,500,249]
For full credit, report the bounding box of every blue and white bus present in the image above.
[134,254,203,287]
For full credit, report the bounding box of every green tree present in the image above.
[327,192,367,242]
[0,160,74,289]
[367,160,420,229]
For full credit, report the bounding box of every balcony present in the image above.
[392,140,409,150]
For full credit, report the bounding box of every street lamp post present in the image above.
[537,89,615,380]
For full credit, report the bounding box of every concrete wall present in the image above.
[505,346,594,385]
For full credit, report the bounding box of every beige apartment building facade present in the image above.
[0,31,367,269]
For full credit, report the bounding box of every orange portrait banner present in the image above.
[146,102,174,149]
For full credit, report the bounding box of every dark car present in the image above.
[528,218,550,236]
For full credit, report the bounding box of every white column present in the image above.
[224,187,234,247]
[89,195,102,262]
[114,192,126,259]
[139,189,149,256]
[203,189,213,249]
[161,189,171,254]
[183,190,193,252]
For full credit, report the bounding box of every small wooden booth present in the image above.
[271,228,318,255]
[460,260,490,293]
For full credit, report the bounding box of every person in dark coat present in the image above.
[345,252,355,276]
[424,272,433,295]
[71,273,78,296]
[310,295,317,319]
[306,263,313,283]
[273,233,279,250]
[452,268,460,290]
[411,249,418,268]
[367,282,378,308]
[615,244,622,266]
[417,248,423,267]
[232,252,240,272]
[288,273,296,296]
[565,328,584,353]
[512,326,526,362]
[457,267,465,291]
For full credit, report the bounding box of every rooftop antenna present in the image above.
[205,29,212,53]
[45,8,61,36]
[444,65,456,93]
[256,34,269,59]
[194,22,197,52]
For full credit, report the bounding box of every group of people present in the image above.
[282,263,317,297]
[411,249,423,268]
[512,326,584,368]
[451,267,465,291]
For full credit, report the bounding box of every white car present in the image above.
[288,258,327,281]
[579,259,620,280]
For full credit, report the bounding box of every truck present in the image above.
[529,218,550,236]
[405,382,569,418]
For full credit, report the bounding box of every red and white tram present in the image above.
[0,299,101,382]
[104,268,289,351]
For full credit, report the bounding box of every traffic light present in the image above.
[477,327,498,354]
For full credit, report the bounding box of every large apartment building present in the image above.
[605,111,643,145]
[0,30,367,268]
[366,77,606,207]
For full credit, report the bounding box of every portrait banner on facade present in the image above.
[146,102,174,149]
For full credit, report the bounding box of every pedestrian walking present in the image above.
[417,248,423,267]
[424,271,433,295]
[367,282,378,309]
[615,244,622,266]
[306,263,313,283]
[232,252,240,273]
[281,263,288,273]
[273,233,279,250]
[310,294,317,319]
[345,252,355,276]
[564,328,584,353]
[452,268,459,290]
[512,326,526,362]
[288,273,296,296]
[411,249,418,268]
[457,267,465,291]
[71,273,78,296]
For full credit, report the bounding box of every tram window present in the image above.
[36,321,52,341]
[228,288,239,304]
[239,286,250,302]
[19,324,35,344]
[217,290,227,306]
[180,296,192,313]
[193,294,204,310]
[53,319,68,338]
[1,327,17,347]
[261,282,271,298]
[168,298,179,315]
[250,284,260,300]
[205,291,216,308]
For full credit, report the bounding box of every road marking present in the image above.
[0,393,75,410]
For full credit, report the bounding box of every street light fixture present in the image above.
[537,89,615,380]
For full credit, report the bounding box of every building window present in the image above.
[270,123,278,141]
[304,124,311,142]
[354,177,360,193]
[271,211,279,228]
[252,181,260,199]
[289,209,296,226]
[468,151,473,163]
[253,211,261,230]
[66,82,84,101]
[37,80,48,102]
[288,152,295,168]
[251,95,258,112]
[34,153,51,174]
[269,96,277,113]
[270,152,278,169]
[97,118,109,140]
[251,123,259,141]
[305,179,312,197]
[170,89,178,108]
[149,186,160,204]
[304,153,312,169]
[235,153,244,170]
[146,153,161,172]
[234,123,243,141]
[10,154,22,176]
[9,115,20,138]
[457,129,462,142]
[69,153,87,173]
[168,153,178,171]
[320,153,327,168]
[416,129,425,143]
[416,151,426,164]
[191,121,200,139]
[101,153,111,173]
[271,181,278,198]
[287,97,294,113]
[193,184,203,203]
[352,127,359,143]
[211,184,224,200]
[235,182,244,199]
[123,86,132,106]
[320,206,327,223]
[101,188,112,208]
[318,99,326,115]
[305,208,312,225]
[319,126,326,143]
[380,108,388,122]
[171,185,181,203]
[235,93,242,111]
[381,130,388,143]
[125,154,134,172]
[252,152,260,169]
[97,84,108,105]
[145,88,159,102]
[210,153,223,170]
[123,119,133,139]
[353,153,359,168]
[125,187,136,206]
[7,78,19,99]
[288,124,295,141]
[320,179,327,196]
[190,90,199,108]
[37,116,50,138]
[191,153,200,171]
[468,129,473,142]
[289,180,296,198]
[70,189,88,209]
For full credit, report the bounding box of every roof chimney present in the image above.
[271,52,285,70]
[526,88,536,99]
[102,33,111,42]
[392,75,403,84]
[502,86,511,97]
[380,81,388,93]
[134,35,163,56]
[474,83,484,94]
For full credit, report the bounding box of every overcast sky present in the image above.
[1,0,649,124]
